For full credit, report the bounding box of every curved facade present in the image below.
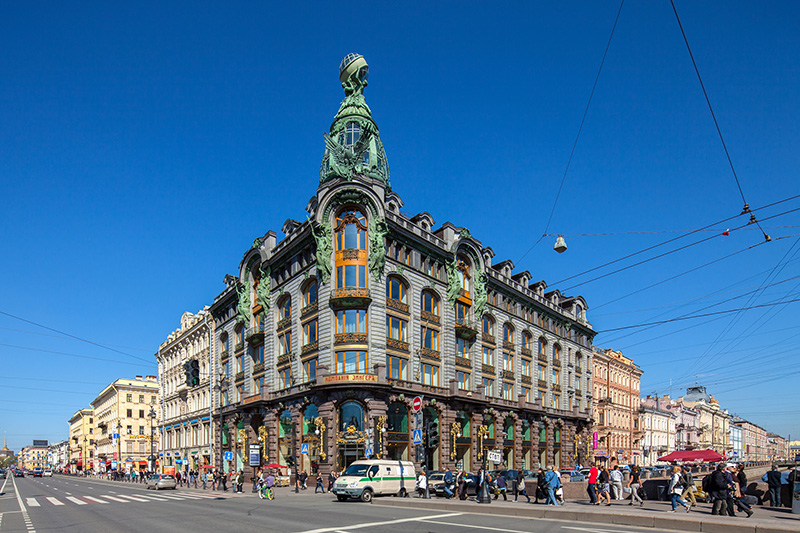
[209,56,595,479]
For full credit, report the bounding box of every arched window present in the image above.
[302,279,318,309]
[503,323,514,345]
[335,209,367,289]
[387,402,408,433]
[483,315,494,338]
[553,344,562,363]
[279,296,291,321]
[339,400,365,432]
[386,277,408,304]
[522,331,532,352]
[421,290,439,317]
[538,337,547,359]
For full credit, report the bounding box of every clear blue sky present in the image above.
[2,1,798,453]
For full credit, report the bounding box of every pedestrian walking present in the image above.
[221,470,228,492]
[494,474,507,500]
[681,466,696,507]
[535,468,546,504]
[596,466,611,506]
[543,466,560,506]
[443,467,455,499]
[667,466,691,513]
[628,465,644,507]
[610,465,624,500]
[202,470,208,490]
[328,470,337,492]
[315,473,325,493]
[726,464,753,517]
[417,470,428,498]
[587,463,598,504]
[514,472,531,503]
[458,470,468,500]
[709,464,729,515]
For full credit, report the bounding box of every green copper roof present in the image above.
[320,54,390,188]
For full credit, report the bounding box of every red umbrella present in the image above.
[657,450,724,463]
[264,463,288,469]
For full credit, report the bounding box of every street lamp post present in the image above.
[149,407,157,473]
[82,437,87,477]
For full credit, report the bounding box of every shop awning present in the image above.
[658,449,724,463]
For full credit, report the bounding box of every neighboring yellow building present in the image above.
[92,375,160,473]
[19,441,49,470]
[68,408,94,473]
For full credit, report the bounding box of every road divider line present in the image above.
[297,512,464,533]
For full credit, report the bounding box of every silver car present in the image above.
[146,474,177,490]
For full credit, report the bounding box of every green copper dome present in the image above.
[320,54,390,188]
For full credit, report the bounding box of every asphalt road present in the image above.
[0,474,678,533]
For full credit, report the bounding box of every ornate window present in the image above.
[482,315,494,338]
[338,400,365,431]
[386,277,408,303]
[336,309,367,333]
[303,358,317,382]
[553,343,562,363]
[303,319,318,346]
[421,290,439,316]
[482,346,494,366]
[456,337,470,360]
[521,386,531,402]
[387,355,408,380]
[422,363,439,386]
[342,122,361,147]
[457,371,471,391]
[220,333,229,353]
[502,382,514,401]
[482,377,495,397]
[335,209,367,289]
[279,368,292,388]
[538,337,547,359]
[302,279,318,309]
[386,316,408,342]
[503,352,513,371]
[279,296,291,321]
[503,323,514,345]
[521,358,531,377]
[457,257,471,295]
[421,325,439,351]
[455,301,470,324]
[278,331,292,355]
[538,364,547,381]
[336,350,367,374]
[552,368,560,386]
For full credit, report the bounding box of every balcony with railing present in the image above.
[502,370,514,381]
[386,337,410,353]
[301,302,318,318]
[521,375,532,385]
[420,347,440,360]
[538,352,548,363]
[538,379,547,388]
[253,362,265,375]
[420,310,440,324]
[455,318,478,340]
[455,355,471,368]
[481,363,495,375]
[521,347,532,357]
[330,287,371,308]
[503,340,515,352]
[245,325,265,345]
[301,341,319,355]
[335,332,368,345]
[386,298,409,315]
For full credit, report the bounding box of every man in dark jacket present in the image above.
[763,465,782,507]
[710,464,730,516]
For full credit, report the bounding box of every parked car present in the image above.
[43,470,53,477]
[146,474,177,490]
[428,473,448,496]
[14,469,24,477]
[566,469,585,482]
[33,467,43,477]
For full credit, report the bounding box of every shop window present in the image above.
[387,402,408,432]
[339,400,365,431]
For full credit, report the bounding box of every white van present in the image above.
[332,460,416,502]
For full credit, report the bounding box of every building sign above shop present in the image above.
[323,374,378,384]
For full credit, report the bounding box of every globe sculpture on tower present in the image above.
[319,54,391,188]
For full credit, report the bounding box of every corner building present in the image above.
[209,55,595,479]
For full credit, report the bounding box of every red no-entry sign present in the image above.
[411,396,422,413]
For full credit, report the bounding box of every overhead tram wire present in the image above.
[550,194,800,288]
[678,236,800,382]
[0,309,152,364]
[595,298,800,333]
[560,206,800,292]
[517,0,625,262]
[670,0,769,242]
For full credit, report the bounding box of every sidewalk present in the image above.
[373,495,800,533]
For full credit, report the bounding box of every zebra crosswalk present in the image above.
[25,491,225,508]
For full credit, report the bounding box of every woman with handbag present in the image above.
[668,466,691,513]
[514,472,531,502]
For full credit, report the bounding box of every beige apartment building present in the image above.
[732,417,769,462]
[68,408,94,473]
[19,441,48,470]
[591,348,643,465]
[91,376,160,473]
[681,386,731,456]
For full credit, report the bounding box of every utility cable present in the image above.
[0,342,150,367]
[518,0,625,262]
[669,0,769,242]
[595,297,800,333]
[0,309,152,364]
[552,193,800,287]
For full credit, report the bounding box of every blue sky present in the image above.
[2,1,798,452]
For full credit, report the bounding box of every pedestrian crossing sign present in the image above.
[412,429,423,445]
[301,443,309,454]
[223,451,233,461]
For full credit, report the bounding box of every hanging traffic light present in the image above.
[427,420,439,448]
[190,360,200,386]
[183,361,192,387]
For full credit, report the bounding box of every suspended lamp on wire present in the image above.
[554,235,567,253]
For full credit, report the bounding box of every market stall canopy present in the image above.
[658,450,724,463]
[264,463,287,469]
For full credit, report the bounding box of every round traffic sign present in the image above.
[411,396,422,413]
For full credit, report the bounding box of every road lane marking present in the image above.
[113,494,150,502]
[297,512,464,533]
[421,520,529,533]
[99,495,128,502]
[45,497,64,506]
[82,496,109,504]
[137,494,170,501]
[26,498,40,507]
[151,494,186,500]
[65,497,87,505]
